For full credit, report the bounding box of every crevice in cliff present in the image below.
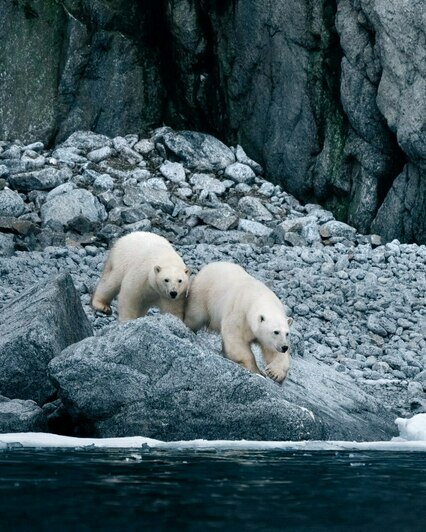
[307,0,350,219]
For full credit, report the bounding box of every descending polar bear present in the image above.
[91,232,190,321]
[184,262,293,383]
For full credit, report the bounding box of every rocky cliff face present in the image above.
[0,0,424,243]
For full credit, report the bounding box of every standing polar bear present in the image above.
[91,232,190,321]
[184,262,293,383]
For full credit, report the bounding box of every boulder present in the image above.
[61,131,112,152]
[123,185,174,214]
[199,207,238,231]
[49,315,321,440]
[0,274,93,405]
[41,188,107,229]
[8,167,71,191]
[159,130,235,172]
[49,315,396,441]
[0,396,47,433]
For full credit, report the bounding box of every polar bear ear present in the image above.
[287,317,294,327]
[259,315,265,323]
[185,268,191,276]
[154,265,161,274]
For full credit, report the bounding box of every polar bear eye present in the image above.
[164,279,169,283]
[274,330,279,335]
[178,279,182,283]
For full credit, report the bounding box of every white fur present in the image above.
[185,262,293,382]
[92,232,190,321]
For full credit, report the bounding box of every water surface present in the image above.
[1,449,425,531]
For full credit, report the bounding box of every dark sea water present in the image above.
[0,449,425,531]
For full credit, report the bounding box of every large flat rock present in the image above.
[0,274,93,405]
[49,315,321,440]
[49,315,396,441]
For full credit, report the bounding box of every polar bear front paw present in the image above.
[265,363,288,384]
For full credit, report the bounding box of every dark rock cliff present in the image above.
[0,0,424,242]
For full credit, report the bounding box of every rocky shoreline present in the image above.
[0,129,425,440]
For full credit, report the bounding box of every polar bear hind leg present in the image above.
[184,297,209,332]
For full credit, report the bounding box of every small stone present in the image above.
[238,219,272,237]
[224,162,256,184]
[191,173,226,195]
[238,197,273,221]
[62,131,112,151]
[235,145,263,174]
[295,303,310,316]
[134,139,155,155]
[93,174,114,191]
[258,182,275,197]
[0,233,15,257]
[160,161,186,183]
[9,167,71,191]
[0,165,9,178]
[87,146,114,163]
[52,147,87,165]
[0,189,25,217]
[199,207,238,231]
[320,221,356,240]
[369,234,382,247]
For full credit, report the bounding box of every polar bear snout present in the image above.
[280,345,289,353]
[170,291,178,299]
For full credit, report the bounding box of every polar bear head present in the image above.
[255,313,293,353]
[153,265,190,300]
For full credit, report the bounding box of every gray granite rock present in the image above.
[48,315,396,440]
[238,219,272,237]
[9,167,71,191]
[160,161,186,183]
[320,220,357,240]
[0,396,47,433]
[238,196,273,221]
[87,146,114,163]
[190,173,226,195]
[0,233,15,257]
[224,162,256,184]
[61,131,112,152]
[41,188,107,228]
[123,185,174,214]
[199,207,238,231]
[0,189,25,217]
[159,130,235,172]
[0,274,93,405]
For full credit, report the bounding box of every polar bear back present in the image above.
[109,231,185,274]
[189,261,284,331]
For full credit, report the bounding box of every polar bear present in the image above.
[184,262,293,383]
[91,232,190,321]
